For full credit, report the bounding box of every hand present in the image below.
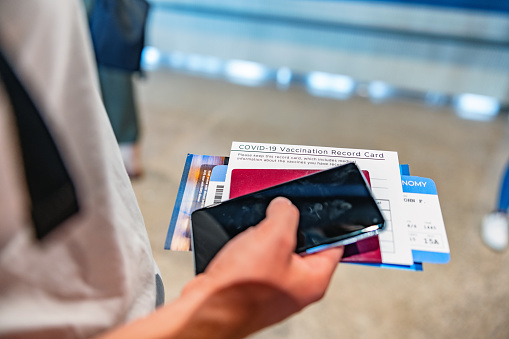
[96,197,343,339]
[183,197,344,338]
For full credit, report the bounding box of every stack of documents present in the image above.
[165,142,450,271]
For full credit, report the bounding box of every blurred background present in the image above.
[122,1,509,338]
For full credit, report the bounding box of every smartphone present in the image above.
[191,162,385,274]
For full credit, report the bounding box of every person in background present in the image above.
[84,0,145,178]
[0,1,343,338]
[482,160,509,251]
[98,66,143,178]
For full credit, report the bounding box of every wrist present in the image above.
[177,276,254,339]
[180,277,300,339]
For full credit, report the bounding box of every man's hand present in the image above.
[182,197,344,338]
[97,197,343,339]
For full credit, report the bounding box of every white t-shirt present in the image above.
[0,0,156,337]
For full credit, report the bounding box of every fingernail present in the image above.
[270,196,292,206]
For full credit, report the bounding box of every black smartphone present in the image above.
[191,162,385,274]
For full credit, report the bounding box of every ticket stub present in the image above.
[204,165,228,207]
[402,175,450,264]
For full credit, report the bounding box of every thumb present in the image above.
[255,197,299,245]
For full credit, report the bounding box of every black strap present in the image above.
[0,48,79,240]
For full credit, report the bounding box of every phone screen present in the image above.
[191,162,385,274]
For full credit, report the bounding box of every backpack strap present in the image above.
[0,48,79,240]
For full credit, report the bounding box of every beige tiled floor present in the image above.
[132,69,509,339]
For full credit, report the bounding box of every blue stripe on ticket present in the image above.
[412,250,450,264]
[401,175,437,195]
[210,165,228,182]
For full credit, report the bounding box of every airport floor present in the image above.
[131,69,509,339]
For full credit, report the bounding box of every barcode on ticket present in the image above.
[214,185,224,203]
